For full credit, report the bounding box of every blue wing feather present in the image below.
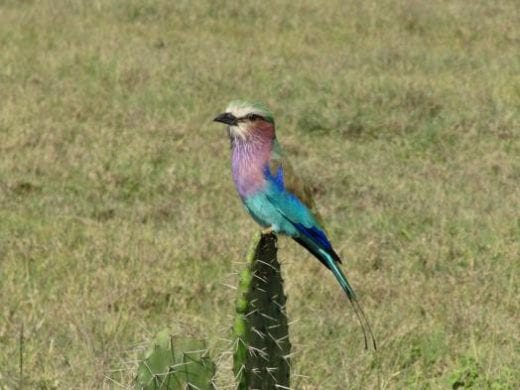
[262,163,332,251]
[263,165,284,191]
[293,223,332,250]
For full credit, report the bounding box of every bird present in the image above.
[214,100,376,350]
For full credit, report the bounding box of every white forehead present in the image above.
[225,102,264,119]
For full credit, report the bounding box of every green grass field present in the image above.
[1,0,519,388]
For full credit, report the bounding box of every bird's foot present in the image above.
[261,227,274,235]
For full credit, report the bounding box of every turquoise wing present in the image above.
[267,139,326,229]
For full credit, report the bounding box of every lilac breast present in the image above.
[231,137,272,197]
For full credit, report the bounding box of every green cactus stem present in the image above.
[233,232,291,389]
[136,329,216,389]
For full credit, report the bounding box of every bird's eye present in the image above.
[247,114,260,121]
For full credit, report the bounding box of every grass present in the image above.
[0,0,519,388]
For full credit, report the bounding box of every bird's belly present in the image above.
[242,192,297,236]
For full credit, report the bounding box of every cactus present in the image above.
[136,329,216,389]
[233,232,291,389]
[134,232,291,389]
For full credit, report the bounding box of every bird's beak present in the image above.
[213,112,237,126]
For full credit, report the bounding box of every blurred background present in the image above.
[0,0,518,388]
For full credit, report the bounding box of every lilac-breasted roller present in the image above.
[214,100,376,349]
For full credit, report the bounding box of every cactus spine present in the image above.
[233,232,291,389]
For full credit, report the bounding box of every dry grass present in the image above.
[0,0,519,388]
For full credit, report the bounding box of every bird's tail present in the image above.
[319,248,377,351]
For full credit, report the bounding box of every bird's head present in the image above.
[213,100,275,141]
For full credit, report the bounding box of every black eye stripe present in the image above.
[238,113,264,121]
